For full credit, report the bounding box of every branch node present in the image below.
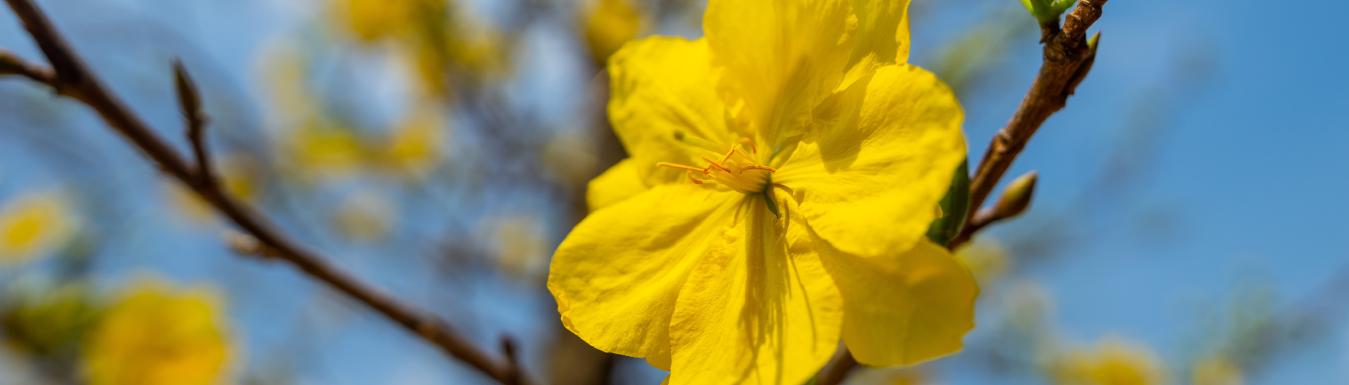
[225,231,280,261]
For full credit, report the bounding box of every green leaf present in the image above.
[925,160,970,245]
[1019,0,1077,24]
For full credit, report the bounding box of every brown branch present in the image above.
[815,353,858,385]
[955,0,1106,249]
[0,1,527,384]
[819,2,1108,384]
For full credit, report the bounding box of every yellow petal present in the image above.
[550,184,741,359]
[667,202,842,385]
[704,0,854,146]
[775,64,965,259]
[608,36,733,185]
[848,0,913,65]
[819,239,977,366]
[586,158,648,212]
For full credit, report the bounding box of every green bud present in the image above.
[172,59,202,119]
[992,171,1037,219]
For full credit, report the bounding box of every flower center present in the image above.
[657,143,775,194]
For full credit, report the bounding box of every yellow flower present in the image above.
[549,1,975,384]
[378,108,445,176]
[0,192,76,264]
[333,0,431,43]
[540,130,601,188]
[331,189,393,242]
[285,124,366,177]
[83,279,232,385]
[580,0,647,65]
[955,237,1010,284]
[1191,356,1242,385]
[481,215,550,279]
[1052,338,1164,385]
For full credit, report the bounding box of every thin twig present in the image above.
[0,1,527,383]
[173,59,215,187]
[818,2,1108,384]
[954,0,1107,249]
[1,49,58,89]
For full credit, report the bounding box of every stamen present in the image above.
[656,162,708,173]
[658,141,776,194]
[701,157,733,173]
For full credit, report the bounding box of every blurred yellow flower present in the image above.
[550,1,975,383]
[331,0,507,98]
[285,124,367,177]
[442,29,509,78]
[580,0,647,65]
[539,130,601,188]
[1191,356,1242,385]
[1052,338,1165,385]
[258,48,366,178]
[1004,281,1056,341]
[378,108,445,176]
[83,279,232,385]
[482,215,549,278]
[0,192,76,264]
[333,0,436,43]
[955,237,1010,284]
[260,48,318,121]
[332,190,394,242]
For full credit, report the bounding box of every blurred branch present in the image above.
[819,2,1110,384]
[816,350,859,385]
[173,59,216,188]
[955,0,1108,248]
[0,50,57,89]
[0,1,527,384]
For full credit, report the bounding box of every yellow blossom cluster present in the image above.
[331,0,508,98]
[260,50,448,180]
[82,279,233,385]
[1051,338,1165,385]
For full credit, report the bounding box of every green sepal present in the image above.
[925,160,970,245]
[762,188,781,218]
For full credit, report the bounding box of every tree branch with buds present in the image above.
[0,0,528,384]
